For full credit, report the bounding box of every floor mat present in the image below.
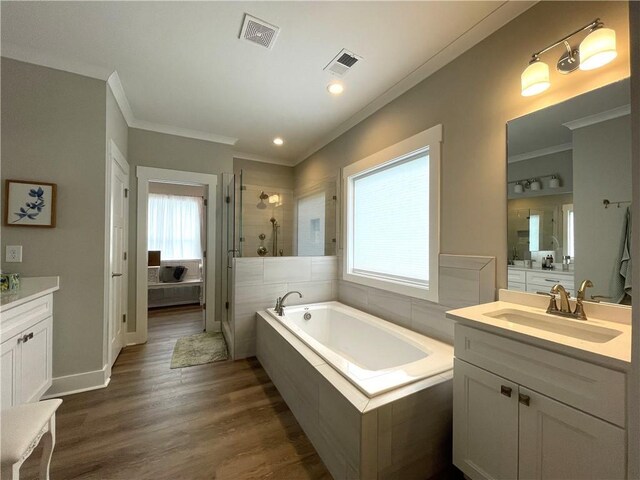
[170,332,229,369]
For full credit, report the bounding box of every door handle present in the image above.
[519,393,531,406]
[500,385,512,397]
[112,273,123,277]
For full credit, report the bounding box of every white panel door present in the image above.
[453,358,519,480]
[1,335,20,409]
[19,317,52,403]
[518,386,626,480]
[109,150,129,366]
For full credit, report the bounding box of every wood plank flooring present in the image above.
[21,306,331,479]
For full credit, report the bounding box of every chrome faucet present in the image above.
[545,280,593,320]
[274,291,302,316]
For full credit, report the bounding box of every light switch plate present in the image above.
[6,245,22,263]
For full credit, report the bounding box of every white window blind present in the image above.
[297,191,326,256]
[148,193,203,260]
[352,152,429,285]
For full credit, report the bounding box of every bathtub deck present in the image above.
[19,306,331,479]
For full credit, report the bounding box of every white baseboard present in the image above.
[42,365,110,398]
[126,331,145,346]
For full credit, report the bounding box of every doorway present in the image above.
[135,167,217,344]
[147,181,206,330]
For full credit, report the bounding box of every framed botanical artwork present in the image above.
[4,180,57,228]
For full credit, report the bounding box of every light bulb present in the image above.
[579,27,617,71]
[273,137,284,146]
[521,60,550,97]
[327,83,344,95]
[514,183,524,194]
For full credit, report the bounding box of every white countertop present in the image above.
[508,265,574,274]
[447,296,631,370]
[0,276,60,313]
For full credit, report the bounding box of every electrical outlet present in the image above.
[6,245,22,263]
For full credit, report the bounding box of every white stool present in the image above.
[1,399,62,480]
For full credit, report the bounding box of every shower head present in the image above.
[259,191,269,200]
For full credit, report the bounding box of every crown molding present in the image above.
[4,46,238,146]
[107,71,135,125]
[294,0,538,165]
[233,151,295,167]
[2,42,113,80]
[562,104,631,131]
[508,142,573,163]
[130,119,238,145]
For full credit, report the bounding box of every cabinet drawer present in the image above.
[526,271,574,289]
[507,270,526,283]
[1,294,53,343]
[454,324,625,427]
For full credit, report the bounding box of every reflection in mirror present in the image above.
[233,158,337,257]
[507,78,631,305]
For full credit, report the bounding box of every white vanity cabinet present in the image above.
[507,268,575,296]
[1,278,58,409]
[453,324,626,480]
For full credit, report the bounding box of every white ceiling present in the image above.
[1,1,534,165]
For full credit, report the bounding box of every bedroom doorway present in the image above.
[147,182,207,331]
[135,167,217,345]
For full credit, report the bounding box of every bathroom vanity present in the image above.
[0,277,59,408]
[447,289,630,480]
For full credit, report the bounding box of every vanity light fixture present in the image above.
[273,137,284,146]
[510,174,561,194]
[521,18,617,96]
[327,82,344,95]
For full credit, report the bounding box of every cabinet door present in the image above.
[453,359,519,480]
[19,316,52,403]
[1,335,21,409]
[518,387,626,480]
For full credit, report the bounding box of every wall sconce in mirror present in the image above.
[510,174,561,194]
[521,18,617,96]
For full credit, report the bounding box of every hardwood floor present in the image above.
[22,306,331,479]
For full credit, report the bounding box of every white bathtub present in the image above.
[266,301,453,397]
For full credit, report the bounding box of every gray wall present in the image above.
[573,115,632,300]
[126,128,234,331]
[1,58,107,377]
[234,158,294,190]
[294,0,630,298]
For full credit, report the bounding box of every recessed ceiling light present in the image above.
[273,137,284,146]
[327,83,344,95]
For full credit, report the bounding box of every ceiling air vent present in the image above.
[240,14,280,49]
[324,49,362,77]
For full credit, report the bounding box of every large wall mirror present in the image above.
[507,78,631,305]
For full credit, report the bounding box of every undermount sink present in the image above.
[484,308,623,343]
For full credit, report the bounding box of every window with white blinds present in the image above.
[343,125,441,301]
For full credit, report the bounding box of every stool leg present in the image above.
[38,414,56,480]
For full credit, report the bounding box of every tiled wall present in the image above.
[338,254,496,344]
[230,256,338,359]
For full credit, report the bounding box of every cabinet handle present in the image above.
[26,332,34,341]
[519,393,531,406]
[500,385,512,397]
[17,332,34,344]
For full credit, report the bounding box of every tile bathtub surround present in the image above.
[231,256,338,359]
[338,254,496,344]
[257,312,453,480]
